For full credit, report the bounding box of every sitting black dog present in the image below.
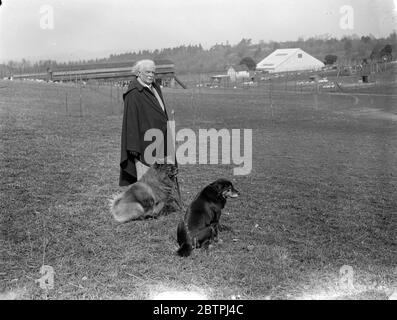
[177,179,239,257]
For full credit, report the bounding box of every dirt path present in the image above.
[353,107,397,121]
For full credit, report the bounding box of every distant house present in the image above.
[210,74,230,84]
[256,48,325,73]
[227,65,251,82]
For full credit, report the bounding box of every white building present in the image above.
[256,48,325,73]
[227,65,251,82]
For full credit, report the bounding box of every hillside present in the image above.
[1,32,396,77]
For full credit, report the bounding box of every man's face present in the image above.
[138,63,156,85]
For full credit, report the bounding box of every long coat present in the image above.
[119,77,169,186]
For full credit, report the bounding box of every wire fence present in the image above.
[181,61,397,94]
[3,61,396,118]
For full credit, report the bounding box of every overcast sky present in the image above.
[0,0,396,62]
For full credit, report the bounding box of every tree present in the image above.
[356,42,369,60]
[382,44,392,55]
[234,38,252,58]
[379,44,393,61]
[370,42,387,61]
[343,38,353,57]
[239,57,256,70]
[361,36,371,44]
[272,41,280,51]
[324,54,338,65]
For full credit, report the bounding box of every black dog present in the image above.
[177,179,239,257]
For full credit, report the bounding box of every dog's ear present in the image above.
[221,180,239,198]
[211,179,239,197]
[210,179,226,194]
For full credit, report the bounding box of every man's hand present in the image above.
[127,150,140,160]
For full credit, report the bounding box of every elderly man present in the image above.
[119,59,170,186]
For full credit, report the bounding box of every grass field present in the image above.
[1,79,396,300]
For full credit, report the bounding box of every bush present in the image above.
[324,54,338,65]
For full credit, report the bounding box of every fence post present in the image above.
[120,85,124,114]
[285,73,287,91]
[314,77,319,110]
[269,78,273,118]
[65,91,68,115]
[79,82,83,117]
[300,77,303,94]
[110,83,113,115]
[117,85,120,104]
[295,73,297,92]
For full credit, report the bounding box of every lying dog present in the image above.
[110,162,181,222]
[177,179,239,257]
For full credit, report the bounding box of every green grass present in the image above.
[1,79,396,300]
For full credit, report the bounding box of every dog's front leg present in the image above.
[193,227,214,249]
[209,224,219,242]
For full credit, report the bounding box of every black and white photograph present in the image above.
[0,0,396,305]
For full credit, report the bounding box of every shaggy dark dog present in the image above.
[176,179,239,257]
[110,162,181,222]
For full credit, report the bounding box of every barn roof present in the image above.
[155,66,175,74]
[257,48,300,68]
[13,58,180,83]
[49,59,174,72]
[256,48,324,72]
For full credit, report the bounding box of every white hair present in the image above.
[132,59,155,75]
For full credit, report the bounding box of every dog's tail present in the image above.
[176,220,193,257]
[110,193,147,223]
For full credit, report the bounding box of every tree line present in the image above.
[1,32,396,77]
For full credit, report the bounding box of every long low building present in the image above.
[12,59,186,88]
[256,48,325,73]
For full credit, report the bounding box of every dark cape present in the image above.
[119,77,169,186]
